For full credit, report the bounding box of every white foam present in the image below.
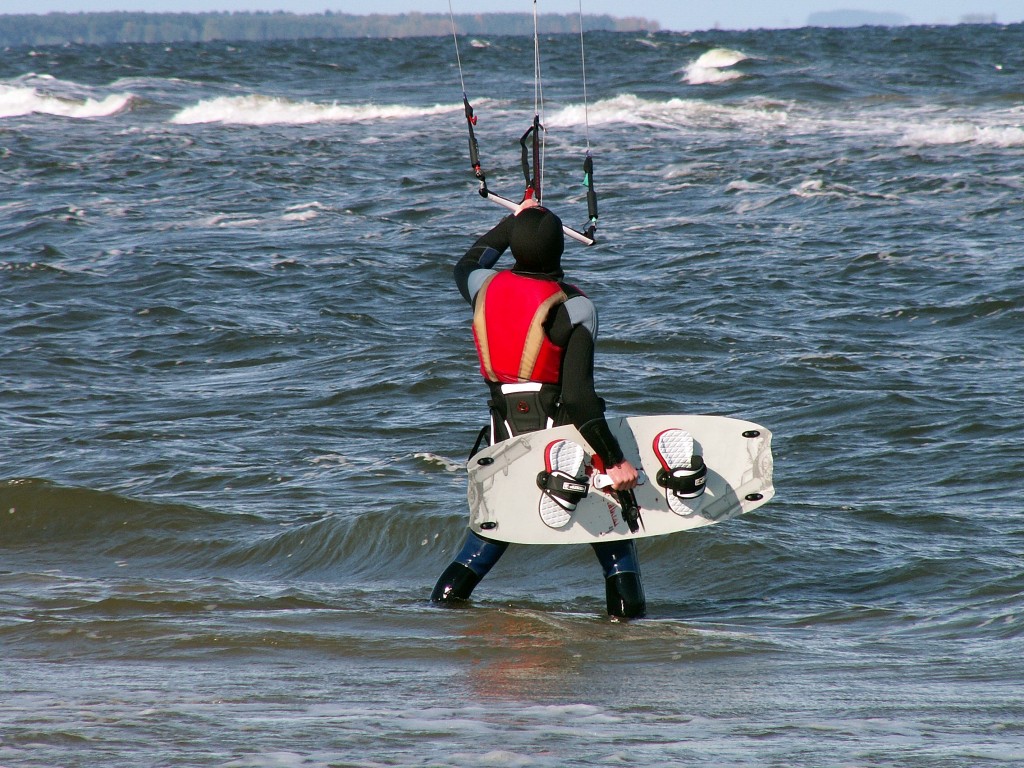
[199,213,264,228]
[472,752,533,767]
[547,93,788,132]
[900,122,1024,148]
[551,90,1024,155]
[170,94,456,125]
[548,93,686,128]
[413,452,462,472]
[683,47,749,85]
[0,85,132,118]
[694,48,749,69]
[281,209,320,222]
[280,199,327,221]
[285,201,327,214]
[308,452,351,467]
[724,179,768,194]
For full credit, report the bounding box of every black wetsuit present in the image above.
[432,215,646,619]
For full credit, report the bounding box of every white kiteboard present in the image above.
[466,414,774,545]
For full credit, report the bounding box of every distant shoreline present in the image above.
[0,11,661,48]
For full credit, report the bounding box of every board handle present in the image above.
[592,471,647,490]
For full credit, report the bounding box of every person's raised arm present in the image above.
[453,199,541,303]
[453,216,513,303]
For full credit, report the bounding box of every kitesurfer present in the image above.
[430,198,646,619]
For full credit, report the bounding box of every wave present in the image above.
[0,478,238,545]
[548,92,1024,153]
[3,473,1017,643]
[0,472,772,582]
[0,476,461,580]
[0,83,133,119]
[900,121,1024,148]
[0,475,761,588]
[547,93,789,132]
[170,94,458,125]
[681,47,750,85]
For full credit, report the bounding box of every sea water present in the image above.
[2,24,1023,767]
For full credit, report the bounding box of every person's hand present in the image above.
[605,459,638,491]
[514,195,540,215]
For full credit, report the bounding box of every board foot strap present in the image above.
[653,429,708,516]
[537,439,588,529]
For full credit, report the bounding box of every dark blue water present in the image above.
[2,24,1023,767]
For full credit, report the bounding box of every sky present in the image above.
[3,1,1022,31]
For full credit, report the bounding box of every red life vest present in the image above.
[472,271,568,384]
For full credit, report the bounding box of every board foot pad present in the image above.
[539,439,586,529]
[654,429,706,516]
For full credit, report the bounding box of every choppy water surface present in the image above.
[2,23,1023,767]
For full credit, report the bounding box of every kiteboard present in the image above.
[466,415,774,545]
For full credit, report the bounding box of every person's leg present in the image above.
[592,539,646,619]
[431,529,509,604]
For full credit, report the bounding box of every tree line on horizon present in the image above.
[0,11,660,47]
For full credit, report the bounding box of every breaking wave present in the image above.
[0,82,133,118]
[170,94,457,125]
[682,47,750,84]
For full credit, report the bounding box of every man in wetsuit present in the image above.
[430,199,646,619]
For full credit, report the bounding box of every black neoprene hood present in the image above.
[510,207,565,275]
